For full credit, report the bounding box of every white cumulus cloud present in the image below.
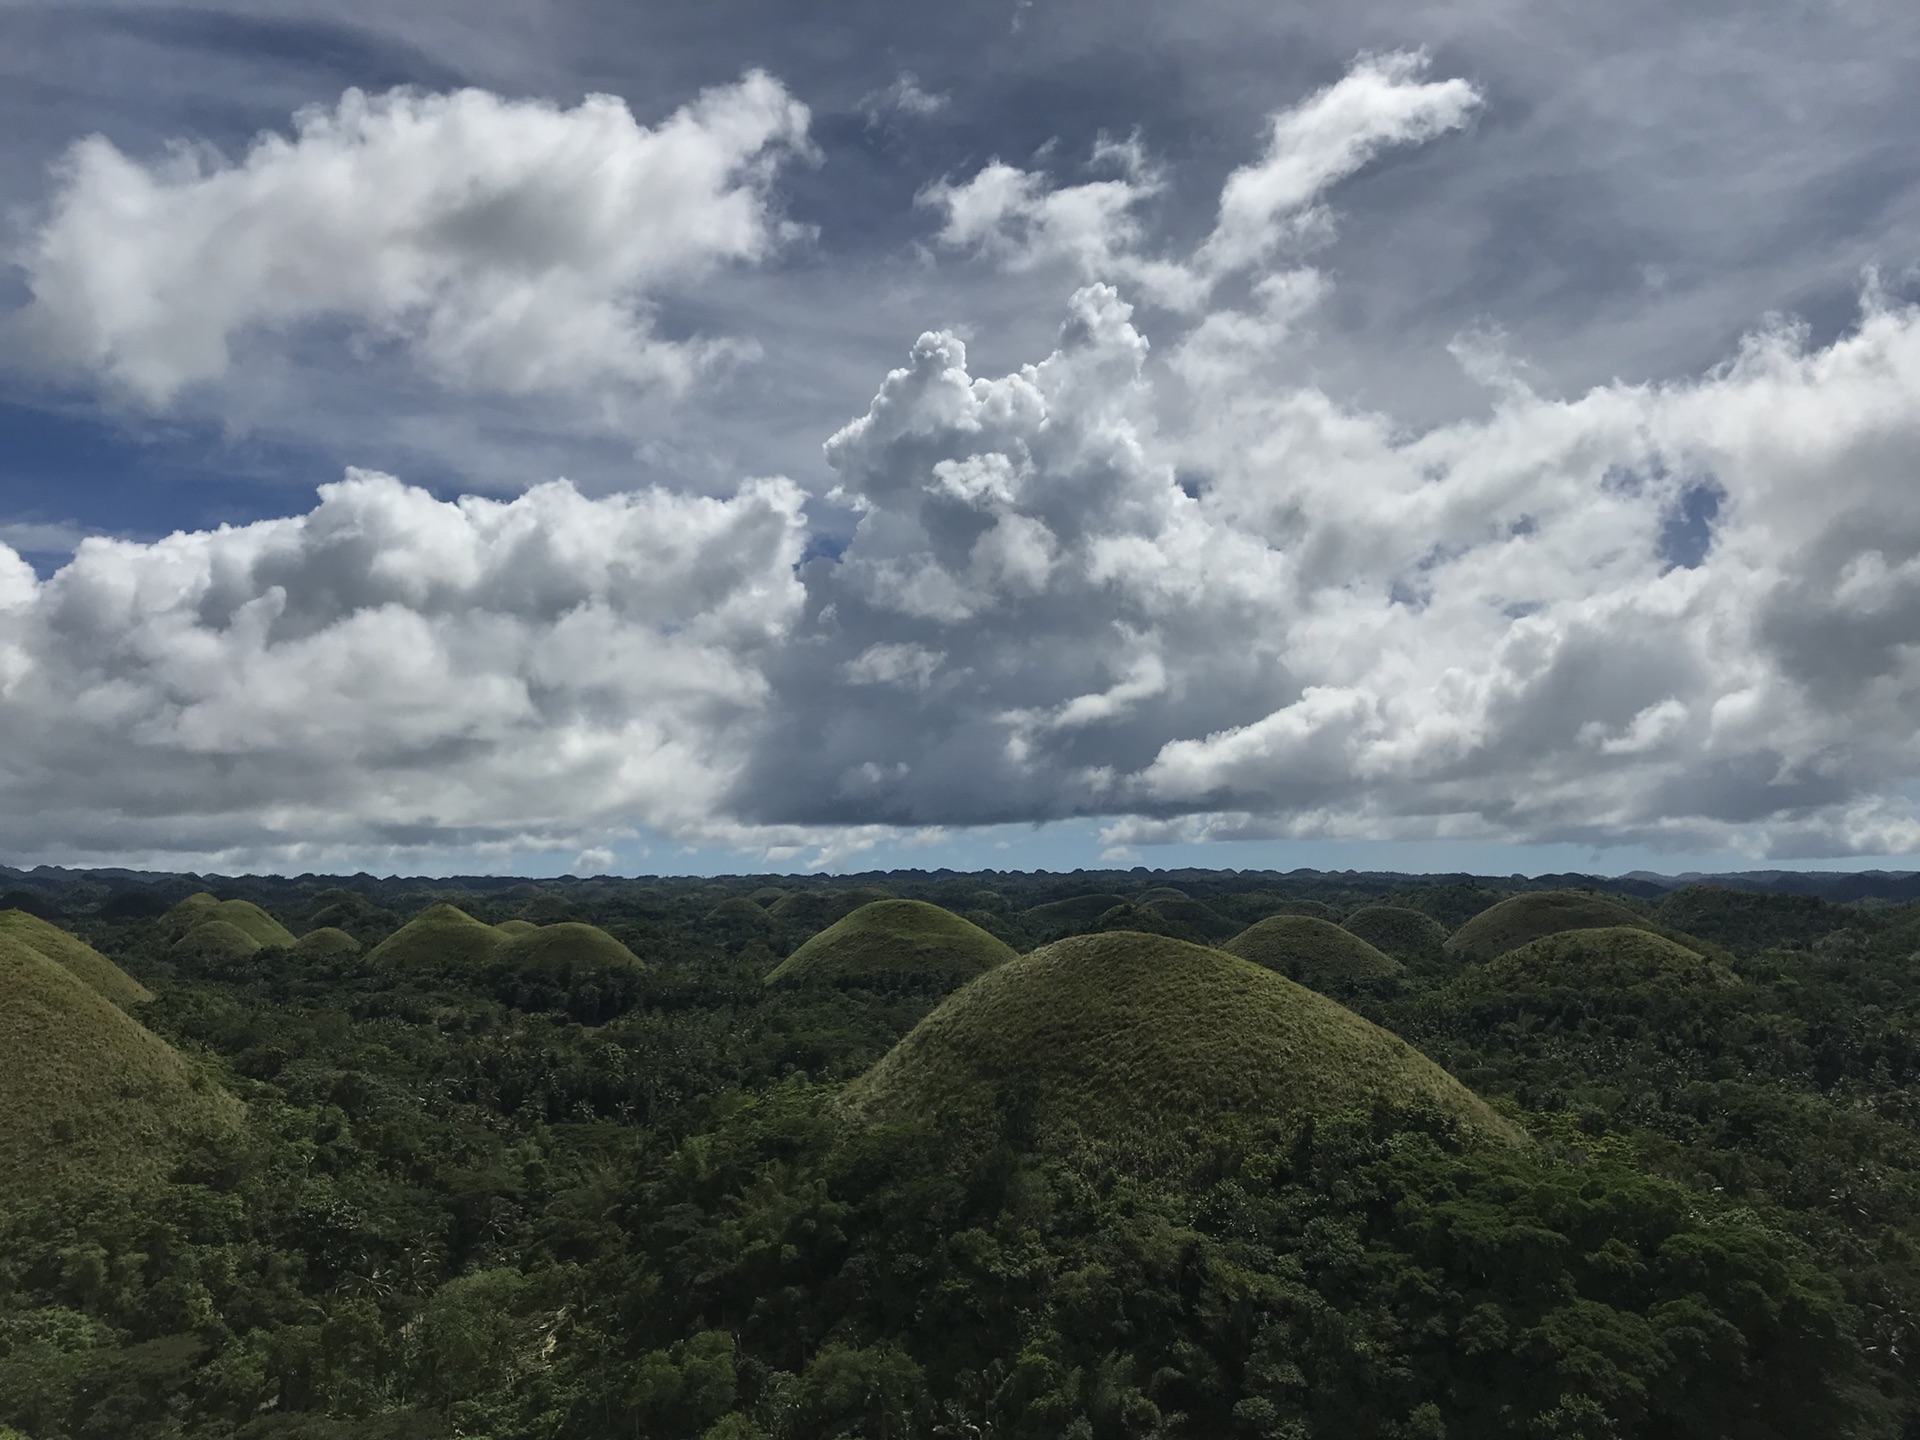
[14,73,812,406]
[0,471,807,864]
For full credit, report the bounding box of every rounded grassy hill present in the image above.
[1342,906,1451,963]
[705,896,775,936]
[1483,926,1730,991]
[849,932,1523,1172]
[495,922,644,978]
[1021,894,1128,930]
[0,934,241,1193]
[1137,896,1239,941]
[1223,915,1403,987]
[292,926,362,958]
[0,910,151,1007]
[766,900,1017,987]
[1445,890,1661,961]
[171,919,262,963]
[767,886,895,930]
[367,904,507,968]
[163,893,296,949]
[493,919,541,938]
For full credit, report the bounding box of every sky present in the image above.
[2,0,1920,878]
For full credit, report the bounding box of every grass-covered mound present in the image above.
[0,910,150,1007]
[1135,886,1190,905]
[493,919,541,938]
[1223,914,1403,987]
[767,886,895,930]
[367,904,506,968]
[766,900,1016,987]
[705,896,775,938]
[495,922,644,978]
[0,934,240,1192]
[291,926,362,958]
[1343,905,1451,962]
[162,892,296,949]
[170,920,261,963]
[1021,894,1128,930]
[1483,926,1732,992]
[1138,896,1239,941]
[1446,890,1660,961]
[850,932,1522,1169]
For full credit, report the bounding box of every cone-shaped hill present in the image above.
[0,934,240,1192]
[163,893,296,949]
[367,906,641,975]
[1446,890,1662,961]
[1342,906,1451,962]
[766,900,1016,987]
[767,887,895,930]
[495,922,644,978]
[368,904,508,968]
[706,896,775,935]
[171,919,262,963]
[1482,927,1732,992]
[849,933,1523,1171]
[0,910,150,1007]
[1136,896,1239,941]
[292,926,362,958]
[1223,915,1402,987]
[1022,894,1128,930]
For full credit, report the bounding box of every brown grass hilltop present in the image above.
[849,931,1523,1174]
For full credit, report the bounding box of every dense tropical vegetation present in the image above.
[1,866,1917,1439]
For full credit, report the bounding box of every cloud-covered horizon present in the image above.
[5,51,1920,871]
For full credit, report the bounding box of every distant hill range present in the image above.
[3,861,1919,905]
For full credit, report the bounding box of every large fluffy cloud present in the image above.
[0,473,806,864]
[14,72,811,405]
[7,53,1920,867]
[747,277,1920,859]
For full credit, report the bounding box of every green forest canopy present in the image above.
[0,871,1914,1440]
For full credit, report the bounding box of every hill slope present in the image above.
[1342,905,1451,962]
[0,910,151,1007]
[767,900,1016,986]
[1020,894,1127,930]
[1223,915,1403,986]
[171,920,262,963]
[766,887,896,931]
[850,931,1522,1171]
[1446,890,1662,961]
[163,893,296,949]
[292,926,362,957]
[368,904,507,968]
[495,922,645,976]
[0,935,241,1192]
[1484,926,1732,991]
